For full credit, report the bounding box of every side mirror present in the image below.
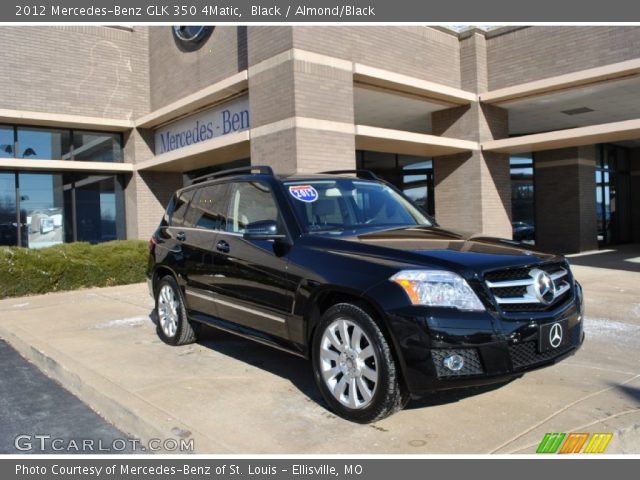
[243,219,288,241]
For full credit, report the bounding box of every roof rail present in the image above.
[191,165,275,184]
[320,169,379,181]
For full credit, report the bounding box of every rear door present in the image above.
[182,182,230,317]
[211,180,293,338]
[160,187,215,317]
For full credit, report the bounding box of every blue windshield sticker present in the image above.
[289,185,318,203]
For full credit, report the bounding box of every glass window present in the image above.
[170,189,195,227]
[1,171,125,247]
[71,174,126,243]
[226,182,279,233]
[18,173,66,248]
[17,127,71,160]
[399,156,433,215]
[73,131,122,162]
[189,183,230,230]
[357,151,434,216]
[285,179,432,235]
[0,126,14,158]
[0,173,18,246]
[510,155,535,244]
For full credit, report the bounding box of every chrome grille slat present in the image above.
[550,268,568,281]
[484,262,573,312]
[486,278,534,288]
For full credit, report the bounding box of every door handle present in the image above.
[216,239,230,253]
[176,231,186,242]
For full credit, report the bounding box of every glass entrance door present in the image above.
[597,145,632,245]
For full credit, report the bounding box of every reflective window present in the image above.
[357,151,434,216]
[17,127,71,160]
[597,145,632,245]
[510,155,535,244]
[286,179,432,234]
[1,171,125,247]
[72,174,126,243]
[0,173,18,246]
[19,173,66,248]
[226,182,279,233]
[170,189,195,227]
[0,126,13,158]
[2,125,122,162]
[73,131,123,162]
[189,183,230,230]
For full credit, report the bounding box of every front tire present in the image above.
[155,276,197,346]
[312,303,407,423]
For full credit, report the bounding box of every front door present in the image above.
[211,180,293,338]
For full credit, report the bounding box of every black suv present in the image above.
[147,166,584,423]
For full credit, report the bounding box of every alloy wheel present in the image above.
[319,318,379,409]
[157,284,179,338]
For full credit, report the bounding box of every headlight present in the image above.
[390,270,485,311]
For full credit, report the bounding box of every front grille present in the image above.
[484,262,573,313]
[431,348,484,378]
[509,341,573,370]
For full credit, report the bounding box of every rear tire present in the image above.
[155,276,197,346]
[312,303,407,423]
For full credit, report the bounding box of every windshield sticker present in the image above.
[289,185,318,203]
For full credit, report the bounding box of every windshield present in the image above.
[284,179,433,234]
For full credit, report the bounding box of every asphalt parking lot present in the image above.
[0,339,132,454]
[0,246,638,454]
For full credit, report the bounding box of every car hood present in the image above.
[303,226,561,276]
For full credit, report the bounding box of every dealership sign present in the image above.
[155,96,249,155]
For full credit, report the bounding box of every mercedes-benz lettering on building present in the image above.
[1,26,639,251]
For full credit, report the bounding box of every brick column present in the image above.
[534,146,598,254]
[247,27,355,175]
[123,128,183,240]
[432,33,512,238]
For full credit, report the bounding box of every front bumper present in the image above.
[366,283,585,395]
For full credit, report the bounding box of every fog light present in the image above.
[443,354,465,372]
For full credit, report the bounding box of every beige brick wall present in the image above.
[128,171,183,241]
[460,32,488,93]
[534,147,598,254]
[292,26,461,87]
[293,61,354,124]
[248,60,296,128]
[247,27,294,66]
[248,34,355,175]
[433,152,484,233]
[487,26,640,90]
[432,98,511,237]
[250,129,298,175]
[295,130,356,174]
[149,26,247,110]
[0,26,149,119]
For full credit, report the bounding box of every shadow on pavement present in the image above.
[614,383,640,405]
[568,244,640,273]
[149,312,513,414]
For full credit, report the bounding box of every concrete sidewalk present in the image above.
[0,258,639,453]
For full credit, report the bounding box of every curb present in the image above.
[0,323,233,454]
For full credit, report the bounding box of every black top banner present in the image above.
[5,0,640,22]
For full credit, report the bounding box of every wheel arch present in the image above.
[304,286,409,388]
[151,265,182,296]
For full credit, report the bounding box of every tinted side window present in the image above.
[189,183,230,231]
[162,195,177,226]
[226,181,279,233]
[170,189,195,227]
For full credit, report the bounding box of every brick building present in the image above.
[1,26,639,252]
